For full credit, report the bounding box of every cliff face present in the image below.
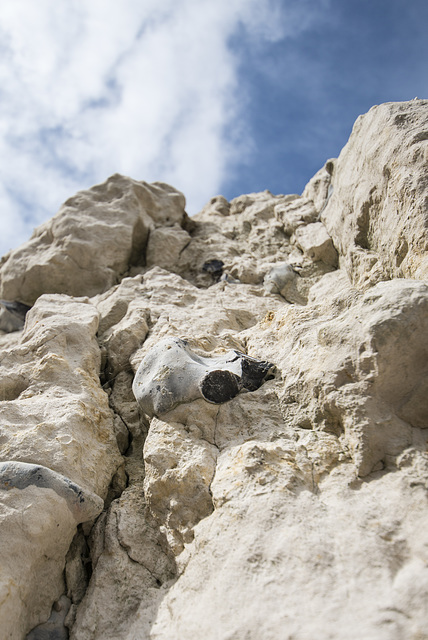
[0,100,427,640]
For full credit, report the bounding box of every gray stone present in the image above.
[26,596,71,640]
[132,337,275,417]
[0,462,104,523]
[263,262,297,295]
[0,299,31,332]
[263,262,306,303]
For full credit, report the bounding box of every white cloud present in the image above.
[0,0,323,256]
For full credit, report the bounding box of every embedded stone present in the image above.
[263,262,302,301]
[0,462,104,523]
[200,370,241,404]
[202,259,224,280]
[132,337,275,417]
[0,299,31,332]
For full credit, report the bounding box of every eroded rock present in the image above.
[0,175,187,304]
[0,100,427,640]
[321,99,428,285]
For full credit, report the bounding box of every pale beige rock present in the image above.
[143,412,218,553]
[246,277,428,477]
[124,267,284,365]
[274,195,318,234]
[294,220,338,266]
[146,225,191,269]
[145,461,428,640]
[70,491,175,640]
[0,294,120,638]
[102,299,149,377]
[0,486,77,640]
[302,158,335,212]
[70,449,175,640]
[320,99,428,286]
[177,189,298,288]
[0,175,186,304]
[0,294,121,494]
[0,100,427,640]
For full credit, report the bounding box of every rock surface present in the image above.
[0,100,426,639]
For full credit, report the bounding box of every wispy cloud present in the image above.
[0,0,334,257]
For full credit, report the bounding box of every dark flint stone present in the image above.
[238,353,276,391]
[202,259,224,279]
[0,299,32,332]
[200,369,241,404]
[0,300,31,317]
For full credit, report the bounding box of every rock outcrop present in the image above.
[0,100,427,640]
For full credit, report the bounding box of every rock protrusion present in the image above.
[0,174,187,304]
[132,337,275,417]
[0,461,104,523]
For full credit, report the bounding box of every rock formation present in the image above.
[0,99,427,639]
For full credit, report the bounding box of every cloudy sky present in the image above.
[0,0,427,256]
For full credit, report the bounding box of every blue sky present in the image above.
[0,0,427,256]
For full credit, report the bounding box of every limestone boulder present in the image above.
[0,294,121,638]
[0,294,121,494]
[274,195,317,235]
[144,459,428,640]
[0,175,186,304]
[320,99,428,286]
[146,225,191,270]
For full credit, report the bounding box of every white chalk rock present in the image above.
[0,100,426,640]
[320,99,428,285]
[302,159,335,213]
[0,294,121,494]
[0,477,100,640]
[274,195,318,235]
[294,220,338,266]
[146,225,191,269]
[0,175,186,303]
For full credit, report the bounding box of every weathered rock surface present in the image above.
[0,175,188,304]
[322,100,428,286]
[0,100,426,640]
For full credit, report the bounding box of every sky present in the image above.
[0,0,427,256]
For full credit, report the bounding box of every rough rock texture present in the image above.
[0,100,427,640]
[0,175,188,304]
[320,100,428,286]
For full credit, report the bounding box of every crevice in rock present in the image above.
[114,509,173,589]
[65,525,93,606]
[213,405,221,450]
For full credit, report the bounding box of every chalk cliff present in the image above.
[0,100,427,640]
